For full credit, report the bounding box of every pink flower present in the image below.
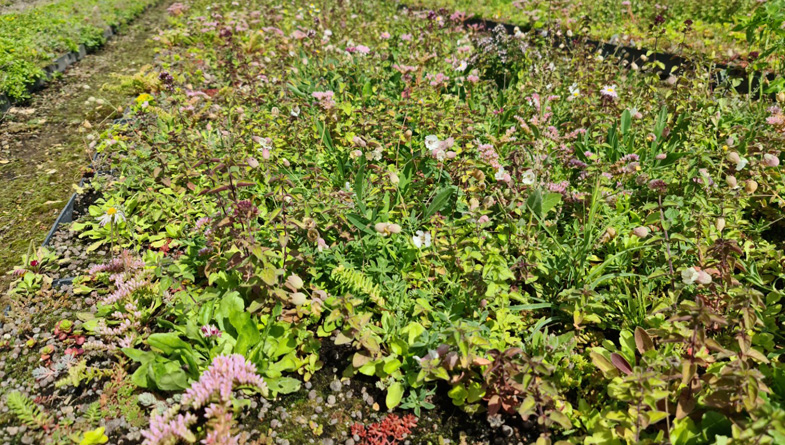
[401,34,412,41]
[182,355,267,409]
[763,153,780,167]
[141,413,197,444]
[201,325,222,338]
[467,74,480,83]
[600,85,619,99]
[312,91,336,109]
[380,32,391,39]
[477,215,490,224]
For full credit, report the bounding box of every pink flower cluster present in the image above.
[477,143,501,170]
[182,354,267,408]
[767,106,784,132]
[426,72,450,87]
[201,325,222,338]
[142,413,197,445]
[393,64,418,74]
[312,91,336,109]
[141,355,267,445]
[87,250,145,275]
[100,277,149,306]
[346,45,371,55]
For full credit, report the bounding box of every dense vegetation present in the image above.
[2,0,785,443]
[413,0,785,82]
[0,0,158,100]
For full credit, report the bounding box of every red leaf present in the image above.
[610,353,633,375]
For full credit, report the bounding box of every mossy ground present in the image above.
[0,0,173,290]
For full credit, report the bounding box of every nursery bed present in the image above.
[1,0,784,444]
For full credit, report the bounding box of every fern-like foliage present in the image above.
[84,402,103,424]
[55,360,114,389]
[331,264,384,305]
[6,391,51,430]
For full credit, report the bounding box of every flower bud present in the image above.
[374,222,389,235]
[726,175,738,189]
[290,292,307,306]
[762,153,780,167]
[715,217,725,233]
[631,226,649,238]
[389,172,399,185]
[696,270,712,285]
[286,274,304,290]
[727,151,741,165]
[745,179,758,194]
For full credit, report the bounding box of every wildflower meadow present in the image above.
[1,0,785,444]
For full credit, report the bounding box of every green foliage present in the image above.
[13,0,785,443]
[77,427,109,445]
[55,360,115,389]
[6,391,51,430]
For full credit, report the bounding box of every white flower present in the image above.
[412,230,432,249]
[424,135,440,151]
[98,205,126,227]
[681,267,699,285]
[434,149,446,161]
[290,106,300,117]
[736,158,748,171]
[494,167,507,181]
[344,182,352,192]
[456,61,468,72]
[520,169,536,185]
[569,83,580,97]
[600,85,618,99]
[366,147,382,161]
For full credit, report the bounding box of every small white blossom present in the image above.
[600,85,618,99]
[425,135,440,151]
[412,230,432,249]
[681,267,699,285]
[98,206,126,227]
[521,170,536,185]
[568,83,580,98]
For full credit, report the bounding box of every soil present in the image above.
[0,0,174,291]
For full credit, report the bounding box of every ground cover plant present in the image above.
[0,0,159,100]
[1,0,785,443]
[411,0,785,87]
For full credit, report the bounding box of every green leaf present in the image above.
[231,311,261,356]
[122,348,155,364]
[386,382,405,409]
[383,358,402,375]
[346,213,375,236]
[526,189,543,219]
[269,376,301,395]
[448,384,468,405]
[80,427,109,445]
[151,361,189,391]
[148,333,191,355]
[424,187,453,220]
[541,193,562,215]
[590,349,619,377]
[620,109,632,134]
